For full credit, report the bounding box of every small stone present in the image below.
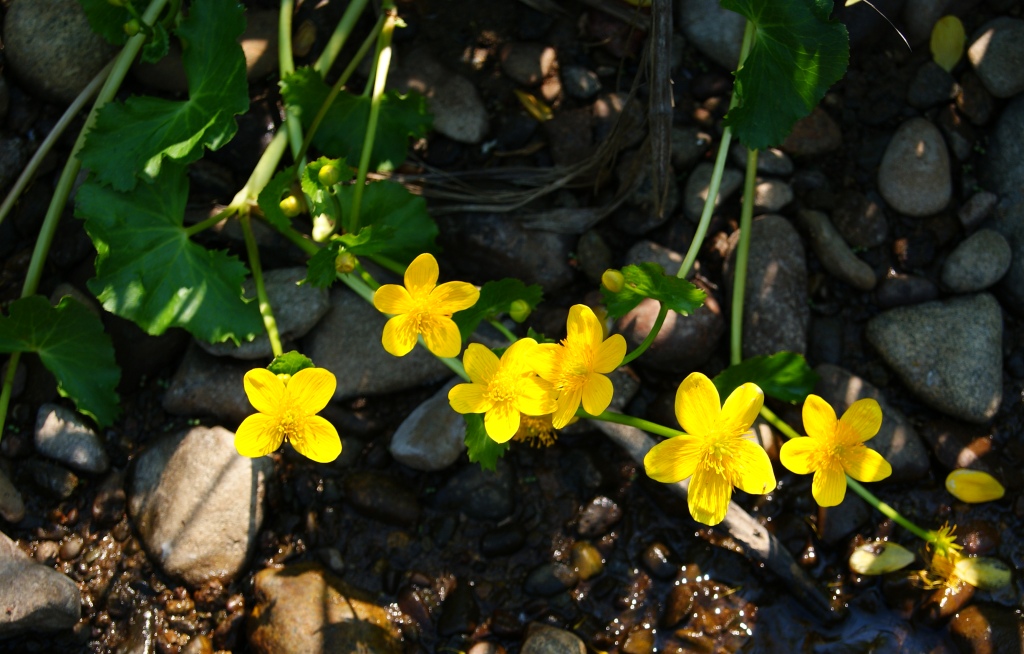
[248,564,402,654]
[91,470,126,526]
[967,18,1024,99]
[198,268,329,360]
[0,532,80,637]
[0,467,25,523]
[936,103,977,162]
[523,563,578,597]
[730,144,793,176]
[941,229,1012,293]
[624,240,684,277]
[798,210,876,291]
[59,535,83,561]
[906,61,959,109]
[957,191,998,231]
[874,273,939,309]
[500,42,556,87]
[983,96,1024,195]
[129,426,272,585]
[521,623,586,654]
[781,107,842,157]
[683,162,743,221]
[25,460,78,500]
[577,496,622,537]
[900,0,952,46]
[162,344,252,423]
[571,541,604,581]
[392,49,489,144]
[561,66,601,100]
[343,472,421,527]
[34,404,109,474]
[389,380,465,472]
[435,460,514,521]
[831,191,889,249]
[866,294,1002,424]
[988,201,1024,314]
[676,0,744,70]
[948,604,1024,654]
[956,72,995,126]
[752,178,794,213]
[672,127,712,172]
[640,542,677,579]
[614,294,725,372]
[877,118,952,217]
[576,230,613,283]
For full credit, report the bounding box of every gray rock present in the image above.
[611,152,680,235]
[988,201,1024,315]
[725,215,809,357]
[34,404,109,474]
[730,144,794,176]
[781,107,842,157]
[753,178,794,213]
[672,126,712,172]
[0,136,27,193]
[906,61,959,110]
[0,531,80,637]
[676,0,744,70]
[814,364,931,482]
[128,426,272,585]
[521,623,587,654]
[3,0,116,103]
[389,380,465,471]
[343,472,421,526]
[832,192,888,249]
[162,344,252,423]
[248,564,402,654]
[0,468,24,523]
[614,295,725,372]
[198,268,329,360]
[967,18,1024,99]
[941,229,1012,292]
[866,294,1003,423]
[500,42,556,87]
[958,191,998,231]
[392,50,489,144]
[982,95,1024,198]
[592,93,645,150]
[576,230,613,283]
[523,563,578,597]
[577,496,622,537]
[875,273,940,309]
[561,66,601,100]
[624,240,685,277]
[878,118,952,217]
[956,71,995,126]
[544,108,595,167]
[902,0,952,46]
[798,210,877,291]
[683,162,743,221]
[304,288,451,401]
[819,493,870,545]
[436,460,514,521]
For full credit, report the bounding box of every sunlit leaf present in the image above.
[931,15,966,72]
[453,279,544,343]
[267,351,315,377]
[712,352,818,404]
[600,262,706,320]
[464,413,509,471]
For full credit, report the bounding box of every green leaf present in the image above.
[600,263,706,320]
[721,0,849,150]
[0,296,120,426]
[336,180,438,263]
[301,157,352,218]
[256,166,299,232]
[281,68,432,171]
[267,351,315,376]
[76,164,263,344]
[304,245,341,289]
[79,0,249,190]
[79,0,133,46]
[464,413,509,471]
[712,352,819,404]
[453,279,544,343]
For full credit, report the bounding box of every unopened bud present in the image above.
[318,164,342,186]
[602,269,625,293]
[123,18,141,36]
[279,195,302,217]
[509,299,531,323]
[335,251,357,274]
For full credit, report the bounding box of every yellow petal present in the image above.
[849,541,916,575]
[244,368,286,414]
[581,372,614,416]
[381,314,420,356]
[566,304,603,347]
[779,436,819,475]
[448,382,494,414]
[811,464,847,507]
[502,337,540,374]
[731,438,777,495]
[644,435,701,483]
[514,377,558,416]
[429,281,480,314]
[954,556,1012,589]
[287,367,336,414]
[404,252,439,297]
[484,401,520,443]
[674,372,720,436]
[530,343,563,382]
[688,464,732,526]
[421,316,463,359]
[551,385,582,429]
[593,334,626,374]
[802,394,837,441]
[945,469,1005,503]
[234,413,284,458]
[289,415,341,463]
[720,383,764,433]
[930,15,965,73]
[463,343,500,384]
[372,284,414,315]
[839,398,883,443]
[843,444,892,483]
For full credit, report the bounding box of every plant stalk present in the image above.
[730,147,758,365]
[240,212,284,358]
[621,303,667,365]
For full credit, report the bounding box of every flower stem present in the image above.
[314,0,370,77]
[621,303,667,365]
[587,409,684,440]
[240,212,284,358]
[488,319,518,344]
[730,147,758,365]
[279,0,304,162]
[366,253,406,277]
[183,206,235,237]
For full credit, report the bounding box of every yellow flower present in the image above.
[780,395,892,507]
[643,373,776,526]
[945,468,1005,503]
[373,253,480,358]
[448,339,558,443]
[532,304,626,428]
[235,367,341,463]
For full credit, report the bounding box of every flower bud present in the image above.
[849,541,915,575]
[279,195,302,217]
[955,556,1012,589]
[123,18,141,36]
[945,469,1005,503]
[509,299,531,323]
[335,251,357,274]
[318,164,342,186]
[602,269,625,293]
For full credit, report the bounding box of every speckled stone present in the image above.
[798,210,876,291]
[877,118,951,217]
[941,229,1012,293]
[967,18,1024,98]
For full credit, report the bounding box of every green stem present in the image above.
[183,206,234,237]
[240,212,284,358]
[0,354,18,441]
[488,319,518,344]
[730,147,758,365]
[314,0,370,77]
[366,253,405,277]
[621,303,667,365]
[349,3,397,234]
[279,0,304,162]
[588,410,684,440]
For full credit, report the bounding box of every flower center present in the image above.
[486,366,523,404]
[554,338,594,391]
[277,407,304,441]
